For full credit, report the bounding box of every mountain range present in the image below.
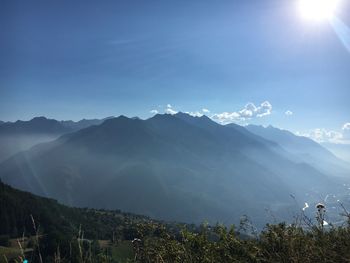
[244,125,350,177]
[0,113,348,227]
[0,116,113,162]
[321,142,350,164]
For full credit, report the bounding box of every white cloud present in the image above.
[159,104,208,117]
[239,103,256,118]
[164,103,178,114]
[165,108,178,115]
[342,123,350,130]
[212,112,241,124]
[257,101,272,117]
[297,123,350,145]
[211,101,272,124]
[186,111,203,117]
[297,128,348,144]
[150,109,158,114]
[285,110,293,116]
[342,123,350,143]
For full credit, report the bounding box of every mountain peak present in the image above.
[31,116,50,122]
[103,115,128,123]
[174,111,190,117]
[149,113,177,121]
[175,112,213,122]
[175,112,206,118]
[116,115,129,120]
[100,115,142,128]
[103,116,115,120]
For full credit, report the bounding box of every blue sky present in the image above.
[0,0,349,140]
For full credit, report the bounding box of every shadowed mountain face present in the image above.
[0,113,340,227]
[0,117,112,162]
[244,125,350,177]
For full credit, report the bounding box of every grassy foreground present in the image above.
[1,181,350,262]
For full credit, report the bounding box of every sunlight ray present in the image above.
[330,16,350,53]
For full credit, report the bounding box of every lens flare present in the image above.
[330,16,350,53]
[299,0,339,21]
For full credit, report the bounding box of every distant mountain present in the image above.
[0,113,337,227]
[322,142,350,164]
[0,116,114,136]
[60,117,115,131]
[244,125,350,177]
[0,116,113,162]
[0,116,72,135]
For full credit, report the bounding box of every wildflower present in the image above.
[132,238,141,243]
[302,202,309,211]
[316,203,325,211]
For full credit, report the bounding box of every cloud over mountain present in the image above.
[165,104,178,115]
[298,123,350,145]
[212,101,272,124]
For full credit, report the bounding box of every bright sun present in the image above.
[299,0,339,21]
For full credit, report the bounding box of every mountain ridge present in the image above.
[245,124,350,177]
[0,116,114,162]
[0,113,340,227]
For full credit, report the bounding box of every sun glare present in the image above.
[299,0,339,21]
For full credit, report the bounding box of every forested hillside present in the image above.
[1,180,350,262]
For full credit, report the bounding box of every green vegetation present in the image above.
[0,180,160,262]
[1,180,350,262]
[134,222,350,262]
